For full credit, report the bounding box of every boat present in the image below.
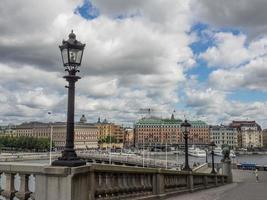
[213,147,236,157]
[188,146,206,157]
[213,147,223,156]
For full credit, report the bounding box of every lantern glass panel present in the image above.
[61,48,68,65]
[69,48,83,65]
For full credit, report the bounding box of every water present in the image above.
[150,154,267,166]
[12,154,267,166]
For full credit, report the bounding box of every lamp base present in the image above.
[52,148,86,167]
[182,166,192,171]
[52,159,86,167]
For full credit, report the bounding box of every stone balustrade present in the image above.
[0,163,228,200]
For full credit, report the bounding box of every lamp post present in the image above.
[181,119,191,171]
[210,141,216,174]
[52,30,86,167]
[165,132,168,169]
[205,148,208,163]
[48,112,53,165]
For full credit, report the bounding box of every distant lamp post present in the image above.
[52,30,86,167]
[205,148,208,163]
[181,119,191,171]
[210,141,216,174]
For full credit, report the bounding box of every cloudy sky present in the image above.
[1,0,267,127]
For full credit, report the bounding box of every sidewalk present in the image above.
[166,170,267,200]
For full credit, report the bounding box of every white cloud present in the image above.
[185,87,267,126]
[200,32,250,68]
[0,0,196,124]
[209,56,267,91]
[192,0,267,38]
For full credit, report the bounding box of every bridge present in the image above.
[78,151,182,169]
[0,162,228,200]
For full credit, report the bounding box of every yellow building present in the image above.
[95,117,125,144]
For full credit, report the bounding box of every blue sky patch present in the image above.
[75,0,99,20]
[228,89,267,102]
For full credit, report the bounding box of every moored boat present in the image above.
[213,147,236,157]
[188,146,206,157]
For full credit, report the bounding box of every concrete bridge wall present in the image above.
[0,163,228,200]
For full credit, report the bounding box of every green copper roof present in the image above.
[135,117,208,126]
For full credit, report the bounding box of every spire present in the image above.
[171,109,175,120]
[97,117,101,123]
[103,118,108,123]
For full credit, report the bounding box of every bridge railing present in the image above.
[0,163,227,200]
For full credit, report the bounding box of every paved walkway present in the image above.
[167,170,267,200]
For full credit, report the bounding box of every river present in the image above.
[11,154,267,166]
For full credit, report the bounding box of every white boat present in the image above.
[188,146,206,157]
[213,147,236,158]
[213,147,223,156]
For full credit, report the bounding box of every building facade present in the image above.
[95,117,125,144]
[124,128,134,148]
[15,116,98,149]
[262,129,267,147]
[230,121,262,148]
[0,125,16,136]
[134,115,210,148]
[210,125,238,148]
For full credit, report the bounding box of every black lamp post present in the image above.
[210,141,216,174]
[181,119,191,171]
[52,30,86,167]
[205,148,208,163]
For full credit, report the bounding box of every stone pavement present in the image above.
[167,170,267,200]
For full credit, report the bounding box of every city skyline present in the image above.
[1,0,267,128]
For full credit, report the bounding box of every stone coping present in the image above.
[0,163,227,178]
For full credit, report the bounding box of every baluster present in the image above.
[117,173,125,196]
[105,173,113,197]
[95,173,105,198]
[122,173,130,195]
[144,174,151,194]
[141,174,147,193]
[15,174,31,200]
[2,173,16,199]
[135,174,142,193]
[172,176,176,188]
[175,176,179,188]
[127,174,137,196]
[148,174,153,191]
[135,174,145,192]
[165,175,169,190]
[0,172,3,194]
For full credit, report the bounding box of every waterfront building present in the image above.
[210,125,238,148]
[124,127,134,148]
[134,115,210,148]
[0,124,16,136]
[230,121,262,148]
[95,117,125,144]
[262,129,267,147]
[15,115,98,149]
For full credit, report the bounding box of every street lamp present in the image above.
[210,141,216,174]
[47,111,53,165]
[181,119,191,171]
[52,30,86,167]
[205,148,208,163]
